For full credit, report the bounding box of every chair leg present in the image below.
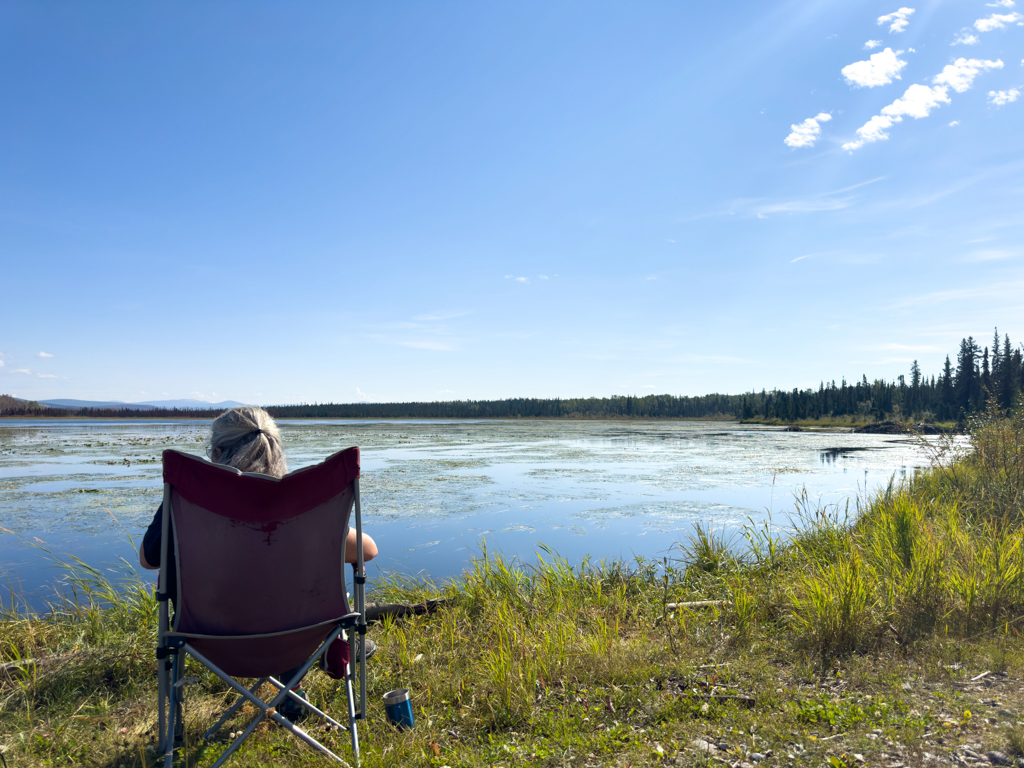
[163,653,184,768]
[264,678,350,732]
[164,685,177,767]
[345,661,360,765]
[203,678,268,741]
[157,657,169,752]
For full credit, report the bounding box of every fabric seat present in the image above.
[155,447,369,767]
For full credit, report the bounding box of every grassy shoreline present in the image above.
[3,410,1024,767]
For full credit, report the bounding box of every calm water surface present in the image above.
[0,419,936,600]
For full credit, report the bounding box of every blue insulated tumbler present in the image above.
[383,688,414,729]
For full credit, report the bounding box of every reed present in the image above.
[3,408,1024,766]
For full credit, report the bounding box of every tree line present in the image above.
[3,329,1022,422]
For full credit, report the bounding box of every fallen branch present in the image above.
[666,600,728,610]
[365,598,452,623]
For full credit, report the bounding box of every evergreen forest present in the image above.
[3,330,1023,422]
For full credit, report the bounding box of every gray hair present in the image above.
[207,406,288,478]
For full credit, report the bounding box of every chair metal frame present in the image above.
[155,458,369,768]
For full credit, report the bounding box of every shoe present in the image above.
[277,689,310,724]
[359,639,377,662]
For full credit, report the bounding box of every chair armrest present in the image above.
[338,612,362,629]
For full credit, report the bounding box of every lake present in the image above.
[0,419,937,604]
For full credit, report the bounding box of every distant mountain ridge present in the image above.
[38,398,246,410]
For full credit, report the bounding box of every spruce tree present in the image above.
[982,347,991,402]
[941,355,955,420]
[956,337,979,414]
[1001,335,1018,410]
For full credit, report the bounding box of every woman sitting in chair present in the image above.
[139,405,378,721]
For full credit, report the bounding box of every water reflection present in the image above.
[0,419,942,601]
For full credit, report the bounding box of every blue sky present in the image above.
[2,1,1022,405]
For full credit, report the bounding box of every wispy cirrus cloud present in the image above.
[873,343,940,351]
[504,274,529,283]
[878,7,915,33]
[784,112,832,148]
[842,48,907,88]
[398,340,456,351]
[890,280,1024,308]
[729,177,885,218]
[970,248,1019,260]
[368,310,465,353]
[790,252,823,263]
[974,12,1023,31]
[412,310,471,322]
[952,29,980,45]
[37,351,54,358]
[989,88,1020,105]
[843,59,1003,151]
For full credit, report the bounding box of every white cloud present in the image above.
[843,84,951,150]
[13,368,31,375]
[878,7,915,33]
[971,248,1018,260]
[988,0,1016,7]
[864,40,882,49]
[37,351,54,358]
[953,30,980,45]
[728,177,884,217]
[36,373,58,379]
[876,343,939,351]
[784,112,832,148]
[354,387,377,401]
[974,12,1024,31]
[888,83,955,116]
[538,275,549,279]
[842,48,908,87]
[934,58,1004,92]
[949,120,960,126]
[437,389,455,394]
[412,310,470,321]
[989,88,1020,104]
[398,341,456,351]
[504,275,529,283]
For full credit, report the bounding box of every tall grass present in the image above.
[3,407,1024,765]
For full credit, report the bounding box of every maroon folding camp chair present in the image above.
[156,448,369,767]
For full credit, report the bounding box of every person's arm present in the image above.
[139,542,159,570]
[345,528,378,563]
[139,505,163,570]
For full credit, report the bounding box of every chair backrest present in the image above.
[162,448,360,638]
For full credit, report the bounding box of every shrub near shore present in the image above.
[2,409,1024,767]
